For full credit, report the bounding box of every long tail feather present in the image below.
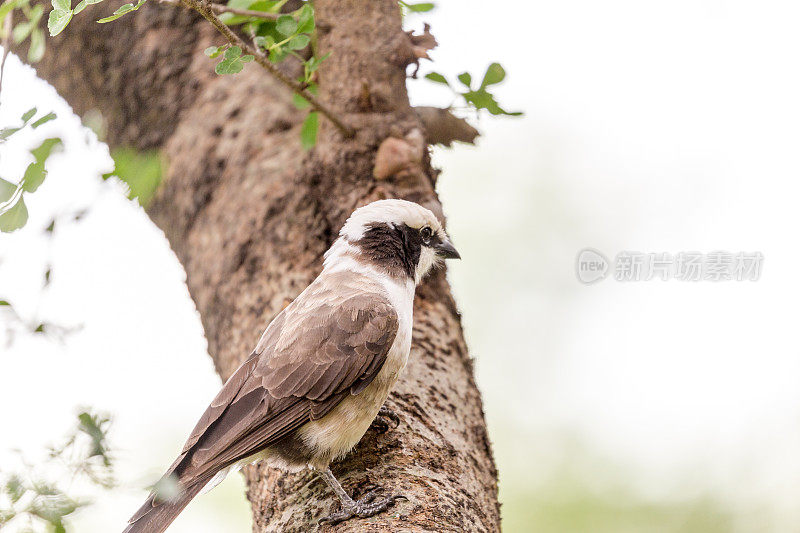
[122,478,208,533]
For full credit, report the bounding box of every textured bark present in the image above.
[22,1,500,530]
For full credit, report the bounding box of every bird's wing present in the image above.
[168,273,399,485]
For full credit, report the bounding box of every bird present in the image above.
[123,199,461,532]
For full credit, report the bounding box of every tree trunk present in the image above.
[21,1,500,530]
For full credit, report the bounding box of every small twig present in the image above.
[0,10,12,101]
[176,0,355,138]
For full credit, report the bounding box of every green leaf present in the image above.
[296,3,314,33]
[73,0,103,15]
[287,34,309,50]
[292,83,317,109]
[31,112,57,128]
[21,108,37,123]
[0,0,21,23]
[215,45,253,75]
[403,2,435,12]
[424,72,448,85]
[19,138,62,193]
[12,4,43,44]
[12,21,33,44]
[28,4,45,23]
[52,0,71,12]
[217,12,249,25]
[0,197,28,233]
[308,52,329,72]
[47,7,72,37]
[28,28,46,62]
[293,93,310,110]
[218,0,274,22]
[204,45,225,58]
[22,162,46,193]
[462,88,522,116]
[253,35,273,49]
[45,219,55,233]
[303,52,328,82]
[268,46,288,63]
[30,138,63,163]
[0,300,10,306]
[275,14,296,35]
[300,111,318,150]
[480,62,505,88]
[0,127,21,140]
[103,147,164,206]
[457,72,472,88]
[97,0,146,23]
[0,178,17,203]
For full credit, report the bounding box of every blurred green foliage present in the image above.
[0,410,115,532]
[0,108,61,233]
[425,62,523,116]
[502,477,733,533]
[103,148,165,207]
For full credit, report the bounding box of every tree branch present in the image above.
[178,0,355,139]
[414,106,479,146]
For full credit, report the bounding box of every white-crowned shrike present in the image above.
[123,199,460,532]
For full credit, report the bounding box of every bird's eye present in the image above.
[420,226,433,242]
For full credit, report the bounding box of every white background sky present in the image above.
[2,0,800,531]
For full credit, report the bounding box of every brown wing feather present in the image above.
[166,272,398,485]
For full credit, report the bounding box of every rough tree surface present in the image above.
[23,1,500,530]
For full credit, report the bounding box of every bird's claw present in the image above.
[318,491,406,526]
[371,406,401,433]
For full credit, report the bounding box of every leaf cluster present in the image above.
[0,108,61,233]
[205,44,254,75]
[0,0,46,62]
[3,0,520,163]
[212,2,326,146]
[0,410,115,533]
[425,62,522,116]
[46,0,144,36]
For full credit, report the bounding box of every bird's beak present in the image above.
[435,239,461,260]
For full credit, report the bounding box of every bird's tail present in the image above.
[122,477,208,533]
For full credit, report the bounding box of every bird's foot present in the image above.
[371,406,401,433]
[318,489,406,525]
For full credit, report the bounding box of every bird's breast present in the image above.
[296,313,413,470]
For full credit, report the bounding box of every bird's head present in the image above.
[325,199,460,284]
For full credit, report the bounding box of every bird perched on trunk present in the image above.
[123,199,460,532]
